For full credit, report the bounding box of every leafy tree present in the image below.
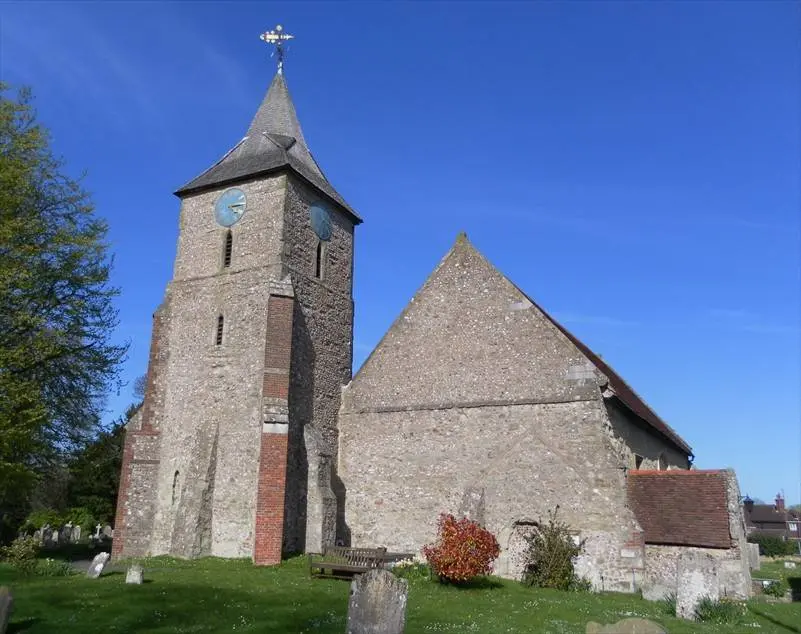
[0,83,127,529]
[66,403,137,523]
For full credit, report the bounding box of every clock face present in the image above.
[214,188,247,227]
[310,203,332,241]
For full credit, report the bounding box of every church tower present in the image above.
[113,26,361,564]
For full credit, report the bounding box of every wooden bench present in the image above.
[308,546,388,579]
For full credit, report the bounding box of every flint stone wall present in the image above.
[116,170,355,561]
[676,550,720,620]
[338,238,685,592]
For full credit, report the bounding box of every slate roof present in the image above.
[504,276,692,456]
[746,504,792,526]
[175,73,361,223]
[627,470,733,549]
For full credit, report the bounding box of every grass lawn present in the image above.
[755,558,801,582]
[1,555,799,633]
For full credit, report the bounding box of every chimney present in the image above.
[775,493,785,511]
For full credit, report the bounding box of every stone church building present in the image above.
[114,52,751,595]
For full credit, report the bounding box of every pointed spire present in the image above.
[176,70,360,222]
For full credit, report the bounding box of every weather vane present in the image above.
[260,24,295,75]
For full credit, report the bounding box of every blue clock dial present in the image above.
[310,203,332,241]
[214,188,247,227]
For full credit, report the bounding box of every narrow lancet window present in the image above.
[215,314,224,345]
[315,241,324,279]
[172,470,180,505]
[223,230,233,268]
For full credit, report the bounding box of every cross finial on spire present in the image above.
[260,24,295,75]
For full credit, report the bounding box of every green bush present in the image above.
[35,557,74,577]
[0,535,40,576]
[23,509,64,533]
[763,578,789,598]
[694,597,746,624]
[748,533,798,557]
[521,506,587,591]
[64,507,98,534]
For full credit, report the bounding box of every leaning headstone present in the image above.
[346,569,408,634]
[126,564,144,585]
[0,586,12,634]
[86,552,110,579]
[676,550,719,620]
[747,543,760,570]
[586,618,666,634]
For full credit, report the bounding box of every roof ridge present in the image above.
[445,236,692,456]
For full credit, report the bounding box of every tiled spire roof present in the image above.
[176,73,360,222]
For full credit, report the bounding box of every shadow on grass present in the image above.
[439,576,503,590]
[12,576,349,634]
[748,606,801,633]
[7,618,39,633]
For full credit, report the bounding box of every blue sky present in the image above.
[2,2,799,505]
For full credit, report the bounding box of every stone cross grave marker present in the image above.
[346,569,408,634]
[126,564,144,585]
[676,550,719,620]
[0,586,13,634]
[86,552,111,579]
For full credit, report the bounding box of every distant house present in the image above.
[743,494,801,544]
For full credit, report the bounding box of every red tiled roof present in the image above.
[746,504,792,525]
[627,470,732,549]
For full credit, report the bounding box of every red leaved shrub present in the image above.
[422,513,500,583]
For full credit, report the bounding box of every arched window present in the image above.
[314,241,324,279]
[215,314,224,345]
[223,230,233,268]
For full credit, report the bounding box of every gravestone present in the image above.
[72,525,81,543]
[33,529,41,543]
[102,525,113,539]
[346,569,408,634]
[61,522,73,543]
[86,552,110,579]
[94,524,102,539]
[586,618,666,634]
[52,529,59,545]
[0,586,12,634]
[676,550,719,620]
[42,525,53,547]
[126,564,144,585]
[747,543,760,571]
[784,561,797,569]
